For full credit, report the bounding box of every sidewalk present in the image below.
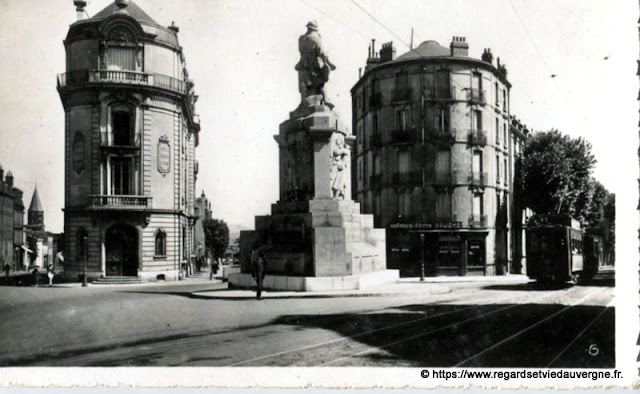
[192,274,530,300]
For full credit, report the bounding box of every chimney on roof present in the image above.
[5,171,13,188]
[380,42,396,63]
[450,36,469,57]
[481,48,493,64]
[73,0,87,21]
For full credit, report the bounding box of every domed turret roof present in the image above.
[92,0,158,25]
[395,40,451,61]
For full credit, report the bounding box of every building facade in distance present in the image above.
[351,38,517,276]
[193,190,212,264]
[57,0,200,281]
[0,167,25,270]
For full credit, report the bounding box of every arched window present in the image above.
[76,228,88,263]
[155,230,166,256]
[111,104,134,146]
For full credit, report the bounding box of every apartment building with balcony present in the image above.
[57,0,200,281]
[351,37,514,276]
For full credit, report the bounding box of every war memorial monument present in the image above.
[230,21,398,291]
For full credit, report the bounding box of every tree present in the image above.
[584,179,615,264]
[520,130,596,224]
[203,218,229,262]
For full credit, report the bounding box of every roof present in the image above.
[92,0,158,25]
[29,187,43,213]
[394,40,452,61]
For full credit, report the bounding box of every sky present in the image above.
[0,0,637,236]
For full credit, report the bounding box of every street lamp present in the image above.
[82,234,88,287]
[419,233,425,281]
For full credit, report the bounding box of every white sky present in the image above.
[0,0,637,234]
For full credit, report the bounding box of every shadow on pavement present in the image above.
[272,302,615,368]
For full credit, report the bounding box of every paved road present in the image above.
[0,273,614,367]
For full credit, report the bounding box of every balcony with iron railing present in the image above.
[468,214,487,228]
[391,128,418,145]
[426,126,456,144]
[434,170,457,186]
[392,171,422,185]
[100,132,141,148]
[467,89,486,104]
[89,195,152,210]
[57,69,189,95]
[468,171,488,187]
[468,129,487,146]
[391,88,412,102]
[425,86,456,101]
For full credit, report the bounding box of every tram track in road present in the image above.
[225,286,573,367]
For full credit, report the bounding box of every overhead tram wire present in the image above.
[348,0,490,94]
[297,0,370,40]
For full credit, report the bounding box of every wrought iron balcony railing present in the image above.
[434,213,458,223]
[391,128,418,144]
[434,170,457,186]
[467,89,486,104]
[468,171,488,187]
[425,86,456,101]
[468,129,487,146]
[100,131,141,148]
[391,88,412,102]
[426,127,456,143]
[468,214,487,228]
[392,172,422,185]
[90,195,152,209]
[57,69,188,95]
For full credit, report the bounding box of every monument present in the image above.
[230,21,398,291]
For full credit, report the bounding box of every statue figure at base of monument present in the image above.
[330,136,349,200]
[295,20,336,106]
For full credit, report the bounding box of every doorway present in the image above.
[105,224,138,277]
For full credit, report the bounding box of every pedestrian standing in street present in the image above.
[3,262,10,277]
[31,267,39,287]
[46,263,55,287]
[251,250,267,300]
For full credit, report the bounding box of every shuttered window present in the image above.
[107,47,136,71]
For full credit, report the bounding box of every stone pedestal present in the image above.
[234,96,395,291]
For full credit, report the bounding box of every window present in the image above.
[495,81,499,106]
[395,71,409,90]
[435,191,451,221]
[107,46,136,71]
[397,150,410,174]
[374,155,380,175]
[372,112,379,135]
[435,69,450,98]
[472,72,482,94]
[496,154,501,184]
[473,193,483,216]
[113,112,132,145]
[504,158,508,186]
[503,123,508,147]
[155,230,166,256]
[495,118,500,145]
[397,191,411,218]
[436,150,451,183]
[503,89,507,112]
[111,157,133,195]
[437,107,449,132]
[473,150,483,173]
[396,109,409,130]
[474,110,482,131]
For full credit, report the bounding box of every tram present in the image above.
[525,214,586,284]
[582,233,604,280]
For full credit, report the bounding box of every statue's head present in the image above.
[306,20,318,31]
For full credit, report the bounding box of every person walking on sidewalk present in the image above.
[250,250,267,300]
[31,266,39,287]
[3,261,10,277]
[46,263,55,287]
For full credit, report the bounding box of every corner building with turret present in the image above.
[351,38,517,277]
[57,0,200,281]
